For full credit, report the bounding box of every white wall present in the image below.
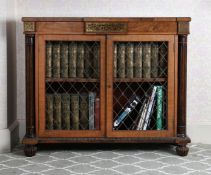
[15,0,211,143]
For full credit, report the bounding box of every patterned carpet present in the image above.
[0,143,211,175]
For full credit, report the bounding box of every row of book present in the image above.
[46,92,100,130]
[46,42,100,78]
[113,85,163,130]
[113,43,166,78]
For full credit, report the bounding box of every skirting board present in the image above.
[187,123,211,144]
[0,120,19,153]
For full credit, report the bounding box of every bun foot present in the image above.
[176,145,189,156]
[24,144,37,157]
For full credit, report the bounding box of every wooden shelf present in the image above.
[114,78,166,83]
[46,78,99,83]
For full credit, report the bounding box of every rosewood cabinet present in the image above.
[22,17,191,157]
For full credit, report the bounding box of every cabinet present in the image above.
[22,17,191,157]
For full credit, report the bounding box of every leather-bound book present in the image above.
[53,94,62,129]
[77,43,85,78]
[94,97,100,130]
[143,43,151,78]
[80,93,89,130]
[134,43,143,78]
[52,42,60,78]
[159,43,167,78]
[93,43,100,78]
[84,44,93,78]
[71,94,79,130]
[89,92,96,130]
[68,42,77,78]
[151,43,159,78]
[46,42,52,78]
[60,42,69,78]
[117,43,126,78]
[61,94,70,130]
[113,43,117,78]
[46,94,53,130]
[126,43,134,78]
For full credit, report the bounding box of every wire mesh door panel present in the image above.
[38,35,105,137]
[106,35,175,137]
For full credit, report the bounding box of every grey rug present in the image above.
[0,143,211,175]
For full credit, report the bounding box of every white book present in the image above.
[136,101,147,130]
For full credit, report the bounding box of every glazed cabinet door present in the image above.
[106,35,176,138]
[36,35,105,137]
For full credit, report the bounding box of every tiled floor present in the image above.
[0,143,211,175]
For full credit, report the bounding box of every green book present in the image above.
[84,44,93,78]
[46,42,52,78]
[77,43,85,78]
[46,94,53,130]
[113,43,117,78]
[53,94,62,129]
[143,43,151,78]
[156,86,163,130]
[61,94,70,130]
[93,43,100,78]
[134,43,143,78]
[151,43,159,78]
[126,43,134,78]
[117,43,126,78]
[68,42,77,78]
[80,93,89,130]
[71,94,79,130]
[52,42,60,78]
[60,42,69,78]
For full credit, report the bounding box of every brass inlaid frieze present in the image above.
[24,22,35,32]
[178,22,189,34]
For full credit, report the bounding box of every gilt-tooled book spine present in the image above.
[46,42,52,78]
[68,42,77,78]
[93,43,100,78]
[126,43,134,78]
[46,94,53,130]
[94,97,100,130]
[84,44,92,78]
[151,43,159,78]
[156,86,163,130]
[80,93,89,130]
[61,94,70,130]
[117,43,126,78]
[71,94,79,130]
[53,94,62,129]
[134,44,143,78]
[77,43,85,78]
[60,42,69,78]
[113,43,117,78]
[143,43,151,78]
[89,92,96,130]
[159,43,167,78]
[52,42,61,78]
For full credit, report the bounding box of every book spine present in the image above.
[159,43,167,77]
[93,43,100,78]
[46,94,53,130]
[84,44,92,78]
[117,43,126,78]
[136,99,147,130]
[53,94,62,129]
[143,43,151,78]
[156,86,163,130]
[151,43,159,78]
[113,43,117,78]
[60,42,69,78]
[77,43,85,78]
[52,42,60,78]
[80,93,89,130]
[61,94,70,130]
[126,43,134,78]
[143,86,157,130]
[68,42,77,78]
[46,42,52,78]
[94,97,100,130]
[71,94,79,130]
[134,44,142,78]
[114,95,141,128]
[89,92,96,130]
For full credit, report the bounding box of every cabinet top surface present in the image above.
[22,17,191,22]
